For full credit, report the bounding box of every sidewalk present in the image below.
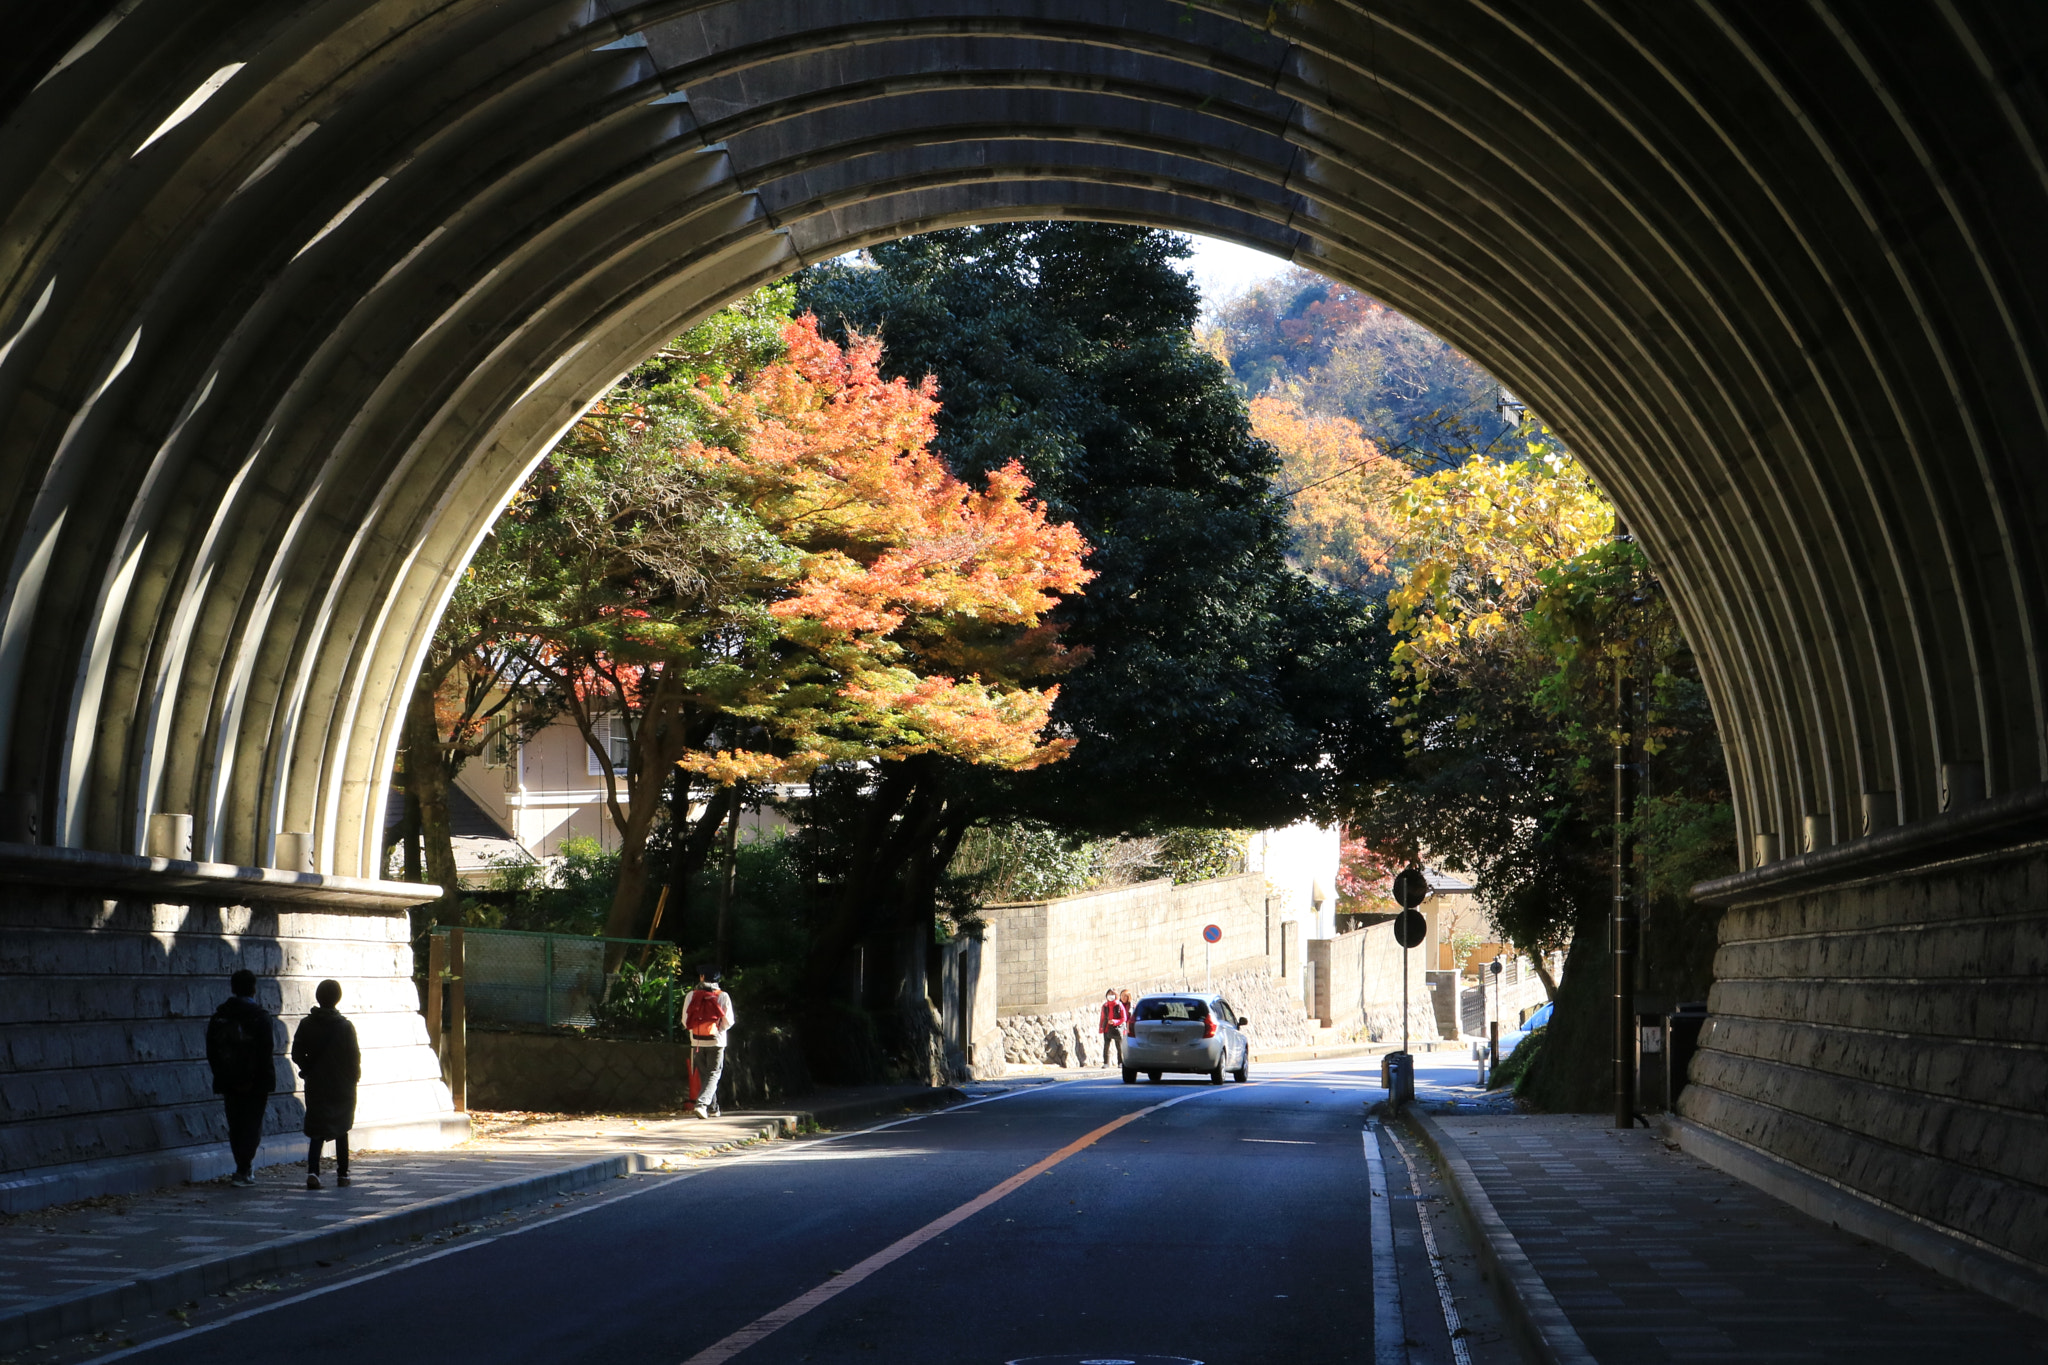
[0,1082,961,1355]
[1409,1107,2046,1364]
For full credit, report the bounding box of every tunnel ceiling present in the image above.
[0,0,2043,878]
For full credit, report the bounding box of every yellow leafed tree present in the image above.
[1387,431,1614,690]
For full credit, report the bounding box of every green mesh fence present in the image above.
[430,926,677,1038]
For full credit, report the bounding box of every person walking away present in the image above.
[1098,988,1128,1068]
[292,979,361,1189]
[685,967,735,1119]
[205,969,276,1187]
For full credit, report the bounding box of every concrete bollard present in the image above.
[146,812,193,860]
[274,831,314,873]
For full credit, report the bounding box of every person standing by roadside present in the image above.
[1098,988,1129,1068]
[1119,988,1136,1035]
[292,979,361,1189]
[205,969,275,1187]
[685,967,736,1119]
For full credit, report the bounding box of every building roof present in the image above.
[1424,866,1476,894]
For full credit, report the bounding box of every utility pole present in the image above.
[1613,619,1639,1129]
[714,796,740,974]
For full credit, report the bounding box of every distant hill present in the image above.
[1204,268,1528,591]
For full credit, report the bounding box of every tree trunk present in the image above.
[1532,951,1560,1002]
[664,778,737,946]
[602,792,666,949]
[402,679,462,924]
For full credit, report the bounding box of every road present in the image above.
[85,1056,1524,1365]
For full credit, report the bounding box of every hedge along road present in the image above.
[92,1061,1460,1365]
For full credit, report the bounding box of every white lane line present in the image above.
[1363,1118,1409,1365]
[1388,1125,1473,1365]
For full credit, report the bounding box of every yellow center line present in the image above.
[679,1089,1216,1364]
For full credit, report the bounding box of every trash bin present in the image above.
[1383,1050,1414,1105]
[1666,1003,1709,1108]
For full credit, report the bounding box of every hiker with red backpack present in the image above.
[1098,988,1129,1068]
[685,967,735,1119]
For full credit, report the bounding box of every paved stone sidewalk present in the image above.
[1443,1114,2045,1363]
[0,1147,587,1317]
[0,1081,956,1349]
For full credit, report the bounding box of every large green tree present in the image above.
[790,225,1400,1074]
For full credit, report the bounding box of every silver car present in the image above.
[1122,992,1250,1085]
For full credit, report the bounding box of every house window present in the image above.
[588,712,631,775]
[483,718,515,769]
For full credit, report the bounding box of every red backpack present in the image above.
[685,987,725,1038]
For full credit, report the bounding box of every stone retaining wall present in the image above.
[995,968,1316,1068]
[0,887,460,1211]
[1680,844,2048,1276]
[984,873,1276,1014]
[1308,920,1438,1044]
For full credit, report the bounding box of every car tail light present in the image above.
[1203,1015,1217,1039]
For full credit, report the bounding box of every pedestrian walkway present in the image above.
[1419,1110,2045,1364]
[0,1082,960,1354]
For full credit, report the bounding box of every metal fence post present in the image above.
[449,926,467,1112]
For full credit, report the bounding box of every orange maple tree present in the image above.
[495,314,1093,941]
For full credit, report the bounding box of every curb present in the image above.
[1402,1108,1597,1365]
[0,1155,636,1356]
[0,1085,965,1355]
[652,1085,968,1159]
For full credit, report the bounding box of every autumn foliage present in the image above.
[679,315,1092,782]
[1249,394,1410,593]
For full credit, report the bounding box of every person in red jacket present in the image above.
[1098,988,1129,1068]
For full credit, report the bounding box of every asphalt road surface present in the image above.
[84,1057,1524,1365]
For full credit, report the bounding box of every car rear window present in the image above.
[1136,998,1209,1021]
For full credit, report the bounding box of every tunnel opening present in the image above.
[0,0,2042,1280]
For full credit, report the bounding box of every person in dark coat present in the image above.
[291,979,361,1189]
[205,968,276,1187]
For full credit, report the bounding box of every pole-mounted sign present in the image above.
[1388,867,1430,1080]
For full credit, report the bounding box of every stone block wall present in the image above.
[985,873,1274,1014]
[1680,844,2048,1275]
[1307,920,1437,1044]
[995,967,1316,1068]
[0,886,460,1211]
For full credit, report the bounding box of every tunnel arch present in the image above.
[2,0,2041,884]
[4,0,2048,1275]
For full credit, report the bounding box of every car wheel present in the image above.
[1148,1070,1162,1082]
[1121,1067,1136,1085]
[1209,1060,1225,1085]
[1234,1056,1249,1083]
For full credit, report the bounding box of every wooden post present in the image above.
[636,886,669,969]
[449,926,467,1112]
[425,933,446,1069]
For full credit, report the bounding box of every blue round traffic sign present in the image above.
[1202,923,1221,944]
